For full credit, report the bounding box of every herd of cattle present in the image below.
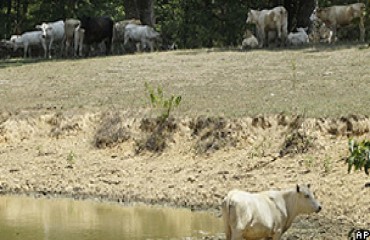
[0,2,367,58]
[242,2,366,49]
[0,16,162,58]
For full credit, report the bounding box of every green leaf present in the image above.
[347,156,354,173]
[175,96,182,106]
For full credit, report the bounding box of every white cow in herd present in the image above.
[287,27,309,46]
[241,29,259,50]
[246,6,288,48]
[112,19,142,54]
[63,18,81,57]
[124,23,161,52]
[222,184,322,240]
[10,31,47,58]
[310,3,366,43]
[36,20,65,58]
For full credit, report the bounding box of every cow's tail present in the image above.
[221,195,232,240]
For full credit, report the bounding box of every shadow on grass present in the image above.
[0,58,56,69]
[0,55,105,69]
[174,42,369,55]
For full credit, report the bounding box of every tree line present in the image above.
[1,0,369,49]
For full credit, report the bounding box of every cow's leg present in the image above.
[61,35,66,57]
[105,38,112,55]
[276,28,282,47]
[259,29,265,48]
[23,44,28,58]
[148,40,154,52]
[330,26,336,44]
[359,18,365,42]
[257,28,264,48]
[138,41,143,52]
[76,28,85,57]
[41,40,48,58]
[48,38,53,58]
[65,38,71,57]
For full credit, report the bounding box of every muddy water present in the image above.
[0,196,223,240]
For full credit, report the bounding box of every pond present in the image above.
[0,195,223,240]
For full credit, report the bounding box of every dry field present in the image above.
[0,44,369,117]
[0,45,370,239]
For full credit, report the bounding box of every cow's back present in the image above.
[226,190,284,238]
[49,20,65,40]
[321,3,365,26]
[260,7,287,31]
[80,16,113,44]
[65,19,80,37]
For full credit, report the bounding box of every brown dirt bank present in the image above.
[0,110,369,239]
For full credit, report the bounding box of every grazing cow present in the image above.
[10,31,47,58]
[311,3,365,43]
[36,20,65,58]
[222,184,322,240]
[79,16,114,56]
[112,19,141,54]
[63,18,81,57]
[124,24,161,52]
[241,30,259,50]
[287,27,309,46]
[246,6,288,47]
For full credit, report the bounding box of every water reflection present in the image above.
[0,196,222,240]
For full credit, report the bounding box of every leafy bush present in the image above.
[346,139,370,175]
[145,82,181,122]
[135,83,181,154]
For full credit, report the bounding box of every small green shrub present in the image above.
[145,82,182,122]
[346,139,370,175]
[67,150,76,164]
[136,83,182,154]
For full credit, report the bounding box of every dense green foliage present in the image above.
[1,0,369,48]
[347,139,370,175]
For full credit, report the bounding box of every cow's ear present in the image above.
[35,25,41,29]
[296,184,300,192]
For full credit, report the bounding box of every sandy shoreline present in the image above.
[1,110,369,239]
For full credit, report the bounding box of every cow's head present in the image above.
[296,27,308,34]
[310,9,318,22]
[9,35,21,51]
[295,184,322,214]
[246,10,258,24]
[36,23,52,38]
[314,7,329,21]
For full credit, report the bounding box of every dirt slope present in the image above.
[0,110,369,239]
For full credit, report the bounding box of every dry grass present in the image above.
[0,44,369,117]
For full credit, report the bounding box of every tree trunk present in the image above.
[283,0,296,32]
[7,0,11,15]
[137,0,155,26]
[296,0,315,28]
[123,0,140,20]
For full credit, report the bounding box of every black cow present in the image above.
[79,16,113,56]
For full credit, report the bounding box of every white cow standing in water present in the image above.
[222,184,322,240]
